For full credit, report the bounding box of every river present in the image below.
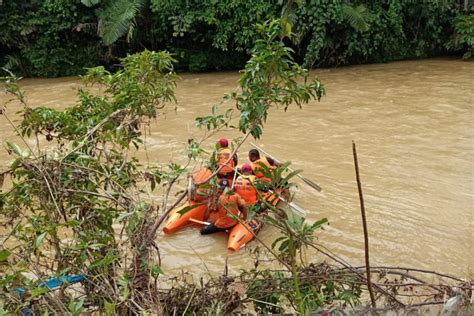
[0,58,472,278]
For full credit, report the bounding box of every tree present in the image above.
[80,0,145,46]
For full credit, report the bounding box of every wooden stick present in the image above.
[149,191,187,236]
[189,218,210,226]
[182,287,197,315]
[250,142,322,192]
[349,265,466,283]
[352,140,376,308]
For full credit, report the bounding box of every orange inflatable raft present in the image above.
[162,168,283,252]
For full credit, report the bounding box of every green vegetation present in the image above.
[0,16,333,313]
[447,13,474,59]
[0,1,101,77]
[0,51,179,313]
[0,1,470,77]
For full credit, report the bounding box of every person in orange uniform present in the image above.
[248,149,278,183]
[233,163,258,205]
[201,187,247,235]
[215,138,238,187]
[190,168,213,202]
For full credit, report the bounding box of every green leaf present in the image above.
[151,265,164,277]
[35,232,47,248]
[105,302,116,316]
[118,274,130,300]
[116,211,132,222]
[29,287,49,298]
[278,239,289,252]
[271,236,286,250]
[6,141,29,158]
[281,20,292,38]
[177,203,205,215]
[102,254,119,266]
[68,298,85,314]
[0,249,10,262]
[341,4,371,32]
[312,218,328,229]
[81,0,100,7]
[280,168,302,186]
[0,273,19,288]
[97,0,145,45]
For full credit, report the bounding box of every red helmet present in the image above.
[217,138,229,148]
[241,163,252,172]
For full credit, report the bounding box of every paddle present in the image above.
[250,142,322,192]
[282,199,306,218]
[231,166,239,189]
[268,190,307,218]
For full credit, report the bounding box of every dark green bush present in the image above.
[0,0,466,77]
[0,0,101,77]
[447,13,474,59]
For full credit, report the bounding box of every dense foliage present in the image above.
[0,0,469,77]
[447,13,474,59]
[0,18,331,313]
[0,0,101,77]
[0,51,179,313]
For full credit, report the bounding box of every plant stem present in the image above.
[289,234,305,314]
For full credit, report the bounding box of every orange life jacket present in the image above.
[216,147,235,176]
[234,175,257,205]
[191,168,212,202]
[251,157,273,182]
[209,192,245,229]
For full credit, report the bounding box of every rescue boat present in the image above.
[162,168,284,252]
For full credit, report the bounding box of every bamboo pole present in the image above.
[352,141,376,308]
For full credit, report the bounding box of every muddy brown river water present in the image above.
[0,58,472,278]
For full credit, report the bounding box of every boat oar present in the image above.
[231,166,239,189]
[189,218,211,226]
[283,198,307,218]
[250,142,322,192]
[268,190,307,218]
